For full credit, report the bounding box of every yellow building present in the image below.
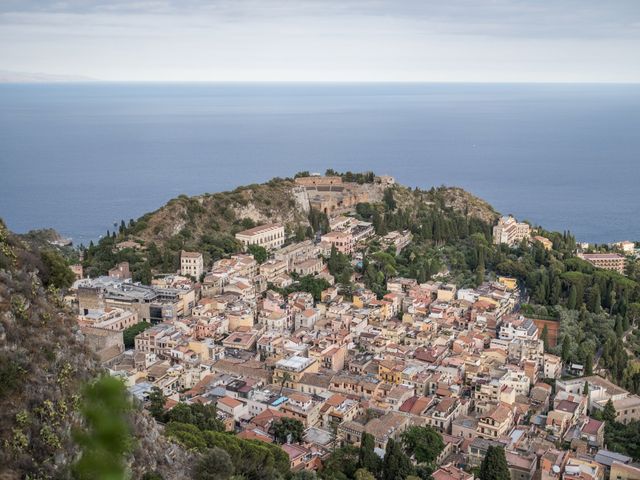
[610,461,640,480]
[378,359,404,385]
[497,276,518,291]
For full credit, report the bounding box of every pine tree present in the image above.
[478,446,510,480]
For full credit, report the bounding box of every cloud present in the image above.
[1,0,639,82]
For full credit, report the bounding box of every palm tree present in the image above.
[279,371,292,396]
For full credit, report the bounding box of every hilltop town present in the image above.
[4,172,640,480]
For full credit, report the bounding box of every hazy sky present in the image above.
[1,0,639,82]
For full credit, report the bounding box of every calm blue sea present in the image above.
[1,82,639,245]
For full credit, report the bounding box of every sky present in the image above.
[1,0,639,82]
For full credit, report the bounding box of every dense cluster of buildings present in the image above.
[68,178,640,478]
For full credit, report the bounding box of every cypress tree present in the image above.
[588,287,601,313]
[561,335,572,362]
[382,439,414,480]
[478,446,510,480]
[358,433,381,473]
[541,325,550,353]
[583,351,593,376]
[603,399,617,424]
[475,249,485,287]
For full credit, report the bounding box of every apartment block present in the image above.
[235,223,285,251]
[493,216,531,246]
[577,253,626,274]
[181,250,204,279]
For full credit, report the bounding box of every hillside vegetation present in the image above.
[81,174,500,280]
[0,220,193,479]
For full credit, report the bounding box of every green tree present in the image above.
[358,432,381,473]
[165,424,290,479]
[41,250,75,289]
[567,284,578,310]
[294,275,330,301]
[321,445,360,480]
[147,386,165,421]
[166,403,225,432]
[383,188,397,211]
[478,446,510,480]
[603,399,617,424]
[292,471,317,480]
[628,303,640,325]
[475,248,486,287]
[561,335,572,362]
[541,325,550,352]
[135,262,152,285]
[327,244,353,285]
[122,321,152,349]
[270,417,304,444]
[72,376,133,480]
[588,287,602,313]
[401,425,444,465]
[583,351,594,376]
[247,244,268,264]
[147,242,162,267]
[279,371,292,396]
[382,438,414,480]
[192,447,234,480]
[308,208,329,234]
[354,469,376,480]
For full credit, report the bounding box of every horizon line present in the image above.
[3,79,640,86]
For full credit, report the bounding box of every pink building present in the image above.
[321,231,354,255]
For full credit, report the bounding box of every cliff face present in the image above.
[0,221,193,479]
[129,178,309,244]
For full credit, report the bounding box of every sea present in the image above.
[1,82,639,246]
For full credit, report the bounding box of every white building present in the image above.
[235,223,285,251]
[180,251,204,279]
[493,216,531,246]
[499,316,538,341]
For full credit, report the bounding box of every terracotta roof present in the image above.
[582,418,604,435]
[218,396,243,409]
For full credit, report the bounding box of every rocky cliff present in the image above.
[0,220,193,479]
